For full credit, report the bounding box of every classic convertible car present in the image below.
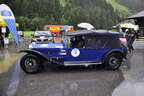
[20,30,127,74]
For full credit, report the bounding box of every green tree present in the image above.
[31,17,44,30]
[16,16,30,30]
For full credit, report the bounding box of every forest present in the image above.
[0,0,142,31]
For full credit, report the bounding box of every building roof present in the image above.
[127,10,144,19]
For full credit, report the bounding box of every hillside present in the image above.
[0,0,131,30]
[118,0,144,12]
[61,0,131,29]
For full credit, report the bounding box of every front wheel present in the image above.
[20,54,41,74]
[105,53,122,70]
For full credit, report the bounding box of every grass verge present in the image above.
[8,31,34,38]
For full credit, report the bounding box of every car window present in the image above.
[86,38,104,49]
[85,36,120,49]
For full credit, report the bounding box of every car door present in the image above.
[59,48,83,62]
[61,48,109,63]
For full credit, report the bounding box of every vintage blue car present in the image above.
[20,30,127,74]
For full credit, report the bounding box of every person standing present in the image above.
[4,37,9,48]
[60,30,63,37]
[0,28,4,48]
[3,27,10,48]
[126,28,136,53]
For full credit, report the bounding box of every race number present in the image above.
[71,48,80,57]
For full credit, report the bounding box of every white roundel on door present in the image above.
[71,48,80,57]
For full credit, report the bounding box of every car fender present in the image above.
[102,49,124,63]
[19,49,49,61]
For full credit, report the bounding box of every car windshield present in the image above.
[34,31,51,36]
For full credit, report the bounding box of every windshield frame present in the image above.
[34,31,52,37]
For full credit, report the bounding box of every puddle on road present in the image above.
[113,80,144,96]
[0,50,20,96]
[0,50,21,96]
[113,52,144,96]
[7,59,20,96]
[0,50,18,73]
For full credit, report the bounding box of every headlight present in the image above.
[28,44,33,49]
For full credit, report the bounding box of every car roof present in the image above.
[65,30,119,37]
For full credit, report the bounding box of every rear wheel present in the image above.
[105,53,122,70]
[20,54,41,74]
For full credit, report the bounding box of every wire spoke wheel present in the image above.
[106,53,122,70]
[24,58,37,70]
[109,56,120,69]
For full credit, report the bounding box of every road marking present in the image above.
[7,59,20,96]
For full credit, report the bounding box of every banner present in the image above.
[0,4,19,47]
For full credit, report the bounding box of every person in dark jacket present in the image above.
[126,28,136,53]
[0,29,4,48]
[70,36,85,48]
[76,36,85,48]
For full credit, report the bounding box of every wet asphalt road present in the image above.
[113,41,144,96]
[0,41,144,96]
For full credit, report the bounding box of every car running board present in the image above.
[64,61,102,67]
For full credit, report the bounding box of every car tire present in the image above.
[105,53,122,70]
[20,54,41,74]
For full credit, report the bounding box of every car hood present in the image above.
[29,43,65,49]
[33,36,51,38]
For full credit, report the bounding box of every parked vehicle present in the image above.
[31,31,53,43]
[44,25,74,36]
[20,30,127,74]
